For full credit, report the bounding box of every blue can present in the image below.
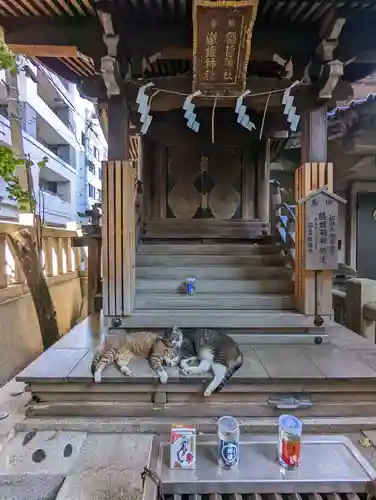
[217,416,239,469]
[185,278,195,296]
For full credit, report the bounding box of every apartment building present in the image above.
[0,58,107,225]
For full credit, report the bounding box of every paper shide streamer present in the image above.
[136,82,154,135]
[182,91,201,132]
[282,81,300,132]
[234,90,256,132]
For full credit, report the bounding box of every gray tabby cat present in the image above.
[179,329,243,396]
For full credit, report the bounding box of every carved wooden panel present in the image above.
[166,146,242,220]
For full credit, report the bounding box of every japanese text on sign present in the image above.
[193,1,257,95]
[204,26,218,81]
[224,20,237,81]
[305,193,339,271]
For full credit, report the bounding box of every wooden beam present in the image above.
[2,18,105,61]
[8,44,78,57]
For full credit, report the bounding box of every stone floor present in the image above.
[2,316,376,498]
[0,428,152,500]
[15,314,376,384]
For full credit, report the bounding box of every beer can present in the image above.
[278,414,302,470]
[217,416,239,469]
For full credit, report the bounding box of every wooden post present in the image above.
[296,105,333,316]
[256,138,270,228]
[102,161,136,316]
[102,96,135,318]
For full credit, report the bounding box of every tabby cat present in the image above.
[179,329,243,396]
[91,325,183,384]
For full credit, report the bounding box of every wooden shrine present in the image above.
[3,0,376,328]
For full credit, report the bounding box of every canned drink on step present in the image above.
[278,414,302,470]
[217,416,240,469]
[185,278,195,296]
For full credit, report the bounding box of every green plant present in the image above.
[0,40,16,73]
[0,146,48,211]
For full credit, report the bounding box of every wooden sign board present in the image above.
[193,0,259,96]
[300,189,346,271]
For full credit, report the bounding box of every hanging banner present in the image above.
[193,0,259,96]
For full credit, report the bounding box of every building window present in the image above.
[88,183,96,199]
[40,179,58,194]
[94,146,100,160]
[98,167,102,180]
[87,160,95,174]
[81,131,86,146]
[97,189,102,202]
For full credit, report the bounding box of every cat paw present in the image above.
[120,368,132,376]
[159,371,168,384]
[204,389,212,397]
[179,367,189,376]
[94,372,102,383]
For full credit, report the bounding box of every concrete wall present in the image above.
[0,274,88,387]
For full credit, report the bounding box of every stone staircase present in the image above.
[118,239,325,336]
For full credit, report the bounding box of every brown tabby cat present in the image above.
[91,325,183,384]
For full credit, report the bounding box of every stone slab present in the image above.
[0,379,30,449]
[0,430,87,475]
[0,474,66,500]
[253,346,326,378]
[303,345,376,379]
[16,349,89,382]
[231,346,271,379]
[53,313,104,350]
[55,433,152,500]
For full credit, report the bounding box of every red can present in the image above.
[278,415,302,470]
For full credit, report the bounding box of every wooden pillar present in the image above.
[256,138,271,226]
[107,96,129,161]
[296,105,333,316]
[301,107,327,163]
[102,97,135,317]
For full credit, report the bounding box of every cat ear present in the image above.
[172,324,177,332]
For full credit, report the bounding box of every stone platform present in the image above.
[13,314,376,419]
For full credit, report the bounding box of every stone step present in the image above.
[137,243,280,255]
[136,265,292,279]
[136,278,293,294]
[134,293,295,310]
[116,310,323,330]
[143,220,267,239]
[136,254,284,266]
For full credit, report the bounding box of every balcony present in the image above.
[0,115,78,224]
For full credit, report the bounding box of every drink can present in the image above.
[185,278,195,296]
[278,414,302,470]
[217,416,239,469]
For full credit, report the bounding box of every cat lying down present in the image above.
[91,325,183,384]
[91,325,243,396]
[178,328,243,396]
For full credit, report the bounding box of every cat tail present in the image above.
[91,347,118,382]
[213,351,244,394]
